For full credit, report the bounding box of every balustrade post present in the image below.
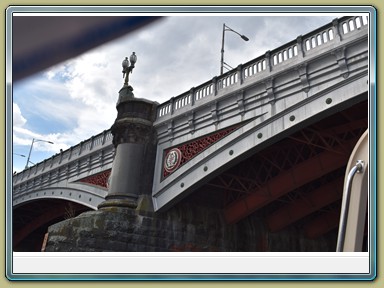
[212,76,218,96]
[90,136,94,150]
[237,64,243,85]
[296,35,304,58]
[79,142,83,156]
[102,130,106,145]
[59,150,64,164]
[190,87,195,106]
[265,51,272,72]
[332,18,342,42]
[68,147,73,160]
[169,97,175,115]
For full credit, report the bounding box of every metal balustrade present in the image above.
[342,16,368,34]
[304,29,334,51]
[156,16,368,119]
[272,43,298,66]
[243,58,266,79]
[13,130,114,197]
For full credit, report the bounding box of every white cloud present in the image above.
[13,103,26,127]
[14,52,119,153]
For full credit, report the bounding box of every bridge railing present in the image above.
[155,15,368,120]
[13,129,114,188]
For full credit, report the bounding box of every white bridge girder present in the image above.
[13,183,108,210]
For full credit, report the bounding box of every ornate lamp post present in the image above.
[220,24,249,75]
[99,51,158,211]
[25,138,54,169]
[122,52,137,86]
[117,52,138,105]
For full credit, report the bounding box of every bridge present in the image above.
[12,16,370,252]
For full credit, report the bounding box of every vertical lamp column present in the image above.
[98,52,158,210]
[220,23,249,75]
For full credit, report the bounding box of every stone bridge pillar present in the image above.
[98,84,158,210]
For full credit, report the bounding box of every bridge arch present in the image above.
[13,183,107,210]
[153,86,368,212]
[13,184,107,251]
[13,198,93,251]
[159,99,367,242]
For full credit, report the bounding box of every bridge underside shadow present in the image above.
[13,199,91,251]
[181,99,368,248]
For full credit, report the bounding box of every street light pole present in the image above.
[220,23,226,75]
[220,23,249,75]
[25,138,54,169]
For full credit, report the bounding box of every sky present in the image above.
[11,13,341,173]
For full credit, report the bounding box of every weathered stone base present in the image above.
[44,198,337,252]
[45,203,237,252]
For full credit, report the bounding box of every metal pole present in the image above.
[336,160,364,252]
[220,24,249,75]
[24,138,54,169]
[25,138,35,169]
[220,23,225,75]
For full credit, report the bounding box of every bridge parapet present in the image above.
[155,16,368,122]
[13,130,114,203]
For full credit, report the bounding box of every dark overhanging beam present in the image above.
[224,138,357,224]
[265,177,343,232]
[304,208,341,239]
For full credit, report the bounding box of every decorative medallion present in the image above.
[164,148,182,173]
[162,124,242,180]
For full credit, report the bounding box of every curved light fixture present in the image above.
[220,24,249,75]
[25,138,54,169]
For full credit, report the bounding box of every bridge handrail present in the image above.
[13,129,113,185]
[156,15,368,119]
